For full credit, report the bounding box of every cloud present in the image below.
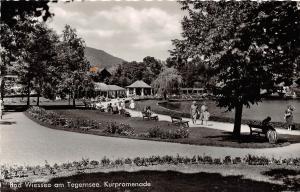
[48,3,183,61]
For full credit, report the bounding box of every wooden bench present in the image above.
[171,116,189,127]
[248,123,278,144]
[142,111,158,120]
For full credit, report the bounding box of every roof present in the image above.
[126,80,151,88]
[94,83,125,91]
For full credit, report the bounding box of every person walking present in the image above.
[284,105,294,131]
[203,108,210,126]
[190,101,198,124]
[199,102,207,125]
[0,99,4,120]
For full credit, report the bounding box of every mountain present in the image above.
[84,47,125,71]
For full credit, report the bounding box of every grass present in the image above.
[1,170,286,192]
[26,109,300,148]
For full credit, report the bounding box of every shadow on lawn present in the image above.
[0,121,16,125]
[3,170,284,192]
[262,168,300,190]
[205,132,289,144]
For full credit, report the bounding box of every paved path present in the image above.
[105,98,300,136]
[1,112,300,166]
[124,108,300,136]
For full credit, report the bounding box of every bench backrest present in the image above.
[171,116,182,121]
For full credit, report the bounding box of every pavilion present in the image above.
[126,80,153,97]
[94,83,126,98]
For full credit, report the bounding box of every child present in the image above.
[203,109,210,126]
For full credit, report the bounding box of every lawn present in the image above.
[27,109,300,148]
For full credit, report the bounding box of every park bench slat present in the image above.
[142,111,158,121]
[171,116,189,127]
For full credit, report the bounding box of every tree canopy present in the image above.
[109,57,164,87]
[172,1,300,135]
[152,67,182,100]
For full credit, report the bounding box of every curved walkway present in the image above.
[125,108,300,136]
[0,112,300,166]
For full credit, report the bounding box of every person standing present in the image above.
[190,101,198,124]
[0,99,4,120]
[284,105,294,131]
[129,99,135,109]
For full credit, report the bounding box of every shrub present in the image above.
[197,155,204,163]
[232,157,242,164]
[53,163,59,170]
[101,156,110,166]
[203,156,213,164]
[148,127,163,138]
[244,155,269,165]
[174,127,189,138]
[103,122,135,136]
[147,127,189,139]
[124,158,132,165]
[90,160,99,167]
[114,158,124,166]
[191,156,197,164]
[81,158,90,167]
[133,157,142,166]
[213,158,222,164]
[223,156,232,164]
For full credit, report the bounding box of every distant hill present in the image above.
[84,47,125,71]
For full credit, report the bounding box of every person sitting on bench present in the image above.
[112,103,119,114]
[261,116,275,133]
[146,106,158,119]
[107,103,113,113]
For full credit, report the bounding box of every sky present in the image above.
[47,1,186,62]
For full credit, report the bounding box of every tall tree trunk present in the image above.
[36,92,40,106]
[27,80,31,106]
[72,90,76,107]
[233,102,243,137]
[0,62,6,100]
[68,90,71,105]
[0,77,4,100]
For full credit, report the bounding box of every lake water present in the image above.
[160,99,300,123]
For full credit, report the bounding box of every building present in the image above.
[126,80,153,97]
[89,67,111,82]
[94,82,126,98]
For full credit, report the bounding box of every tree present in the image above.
[1,1,57,103]
[31,23,60,105]
[173,1,300,136]
[109,57,164,87]
[1,0,53,27]
[152,67,182,100]
[58,25,91,107]
[0,23,16,100]
[13,17,40,106]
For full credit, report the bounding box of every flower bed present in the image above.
[1,154,300,180]
[27,106,135,136]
